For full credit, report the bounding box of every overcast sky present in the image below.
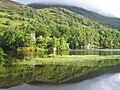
[12,0,120,18]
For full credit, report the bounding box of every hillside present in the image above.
[28,3,120,30]
[0,0,120,50]
[64,6,120,30]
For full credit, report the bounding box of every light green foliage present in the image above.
[36,37,69,51]
[1,29,31,50]
[0,48,6,64]
[59,37,69,51]
[0,0,120,50]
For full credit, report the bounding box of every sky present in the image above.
[12,0,120,18]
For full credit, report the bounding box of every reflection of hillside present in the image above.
[0,59,120,88]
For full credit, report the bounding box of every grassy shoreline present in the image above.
[15,55,120,66]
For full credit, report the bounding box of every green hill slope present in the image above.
[64,6,120,30]
[0,0,120,50]
[28,3,120,30]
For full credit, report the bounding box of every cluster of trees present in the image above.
[0,1,120,51]
[0,27,70,51]
[61,6,120,30]
[0,28,31,50]
[36,36,69,51]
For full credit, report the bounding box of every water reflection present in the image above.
[69,49,120,55]
[5,49,120,59]
[1,49,120,89]
[0,58,120,88]
[1,65,120,90]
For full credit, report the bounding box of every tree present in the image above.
[1,29,31,50]
[58,37,70,51]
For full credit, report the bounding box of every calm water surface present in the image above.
[2,73,119,90]
[4,73,119,90]
[0,49,120,90]
[6,49,120,59]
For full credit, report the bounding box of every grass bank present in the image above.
[15,55,120,66]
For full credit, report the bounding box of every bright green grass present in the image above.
[0,18,10,23]
[16,55,120,66]
[10,20,22,26]
[0,12,8,16]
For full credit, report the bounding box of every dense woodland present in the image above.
[29,3,120,30]
[0,0,120,53]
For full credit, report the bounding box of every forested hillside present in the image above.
[29,3,120,30]
[0,0,120,51]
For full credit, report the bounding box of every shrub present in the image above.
[0,48,6,64]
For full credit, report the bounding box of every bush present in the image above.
[1,29,31,50]
[0,48,6,64]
